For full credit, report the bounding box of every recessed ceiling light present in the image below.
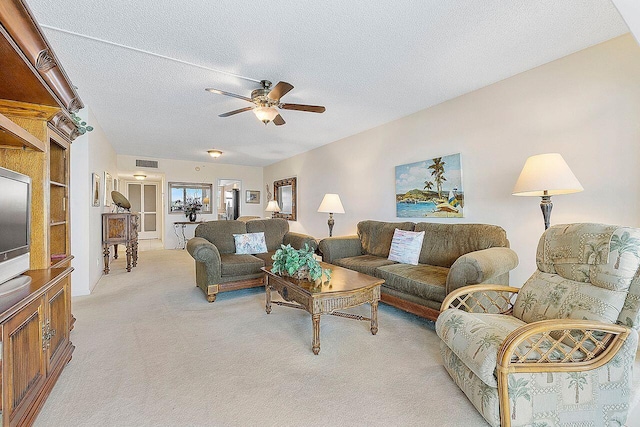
[133,173,146,180]
[208,149,222,158]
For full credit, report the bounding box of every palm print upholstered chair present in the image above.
[436,223,640,427]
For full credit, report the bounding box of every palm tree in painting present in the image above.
[609,231,640,269]
[423,180,434,193]
[508,377,531,420]
[428,157,446,199]
[473,333,502,359]
[567,372,588,404]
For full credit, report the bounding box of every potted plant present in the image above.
[183,197,202,222]
[271,244,332,282]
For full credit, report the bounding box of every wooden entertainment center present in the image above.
[0,1,84,425]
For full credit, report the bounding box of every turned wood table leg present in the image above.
[371,300,379,335]
[125,244,132,272]
[312,314,321,355]
[102,244,110,274]
[265,282,272,314]
[113,244,118,259]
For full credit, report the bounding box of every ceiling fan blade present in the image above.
[218,106,254,117]
[205,88,252,102]
[268,81,294,101]
[273,114,286,126]
[280,103,326,113]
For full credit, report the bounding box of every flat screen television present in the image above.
[0,166,30,285]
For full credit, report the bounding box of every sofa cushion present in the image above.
[195,221,247,254]
[219,254,264,277]
[357,220,415,258]
[334,255,397,277]
[253,251,275,267]
[513,270,627,325]
[436,309,588,388]
[534,224,640,330]
[388,229,425,265]
[246,218,289,251]
[436,310,526,387]
[414,223,508,268]
[233,232,268,254]
[376,263,448,303]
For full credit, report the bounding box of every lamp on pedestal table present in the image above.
[317,194,345,237]
[512,153,583,230]
[265,200,281,218]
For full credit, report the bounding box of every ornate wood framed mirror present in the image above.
[273,177,297,221]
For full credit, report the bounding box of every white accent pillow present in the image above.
[233,232,268,254]
[388,229,425,265]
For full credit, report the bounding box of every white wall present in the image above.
[70,107,118,296]
[264,35,640,287]
[117,155,264,248]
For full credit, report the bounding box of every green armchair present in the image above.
[436,223,640,426]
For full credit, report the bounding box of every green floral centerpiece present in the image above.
[271,244,332,282]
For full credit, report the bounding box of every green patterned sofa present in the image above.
[318,220,519,321]
[187,219,317,302]
[436,223,640,427]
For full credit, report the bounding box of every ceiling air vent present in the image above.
[136,159,158,168]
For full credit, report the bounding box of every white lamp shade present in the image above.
[254,107,279,123]
[512,153,583,197]
[265,200,281,212]
[317,194,345,213]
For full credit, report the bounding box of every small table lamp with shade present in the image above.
[317,194,345,237]
[512,153,583,230]
[265,200,281,218]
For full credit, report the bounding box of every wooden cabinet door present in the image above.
[45,276,70,372]
[2,297,46,427]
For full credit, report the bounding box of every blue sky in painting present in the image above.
[395,153,462,194]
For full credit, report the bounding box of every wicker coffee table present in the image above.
[262,262,383,355]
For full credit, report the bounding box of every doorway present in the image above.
[126,181,160,239]
[217,179,241,220]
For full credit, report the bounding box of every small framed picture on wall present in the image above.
[91,173,100,207]
[104,172,113,207]
[245,190,260,204]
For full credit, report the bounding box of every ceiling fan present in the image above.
[205,80,325,126]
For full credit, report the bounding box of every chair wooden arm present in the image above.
[495,319,630,426]
[497,318,630,373]
[440,284,521,314]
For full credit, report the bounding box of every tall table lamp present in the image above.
[265,200,281,218]
[512,153,583,229]
[317,194,345,237]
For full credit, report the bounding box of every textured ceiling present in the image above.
[27,1,628,167]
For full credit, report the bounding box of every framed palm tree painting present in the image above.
[395,153,464,218]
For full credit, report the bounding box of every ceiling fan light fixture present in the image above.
[207,149,223,158]
[254,106,279,124]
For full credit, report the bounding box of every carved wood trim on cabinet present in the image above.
[0,1,84,114]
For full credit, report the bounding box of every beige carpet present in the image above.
[34,250,640,427]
